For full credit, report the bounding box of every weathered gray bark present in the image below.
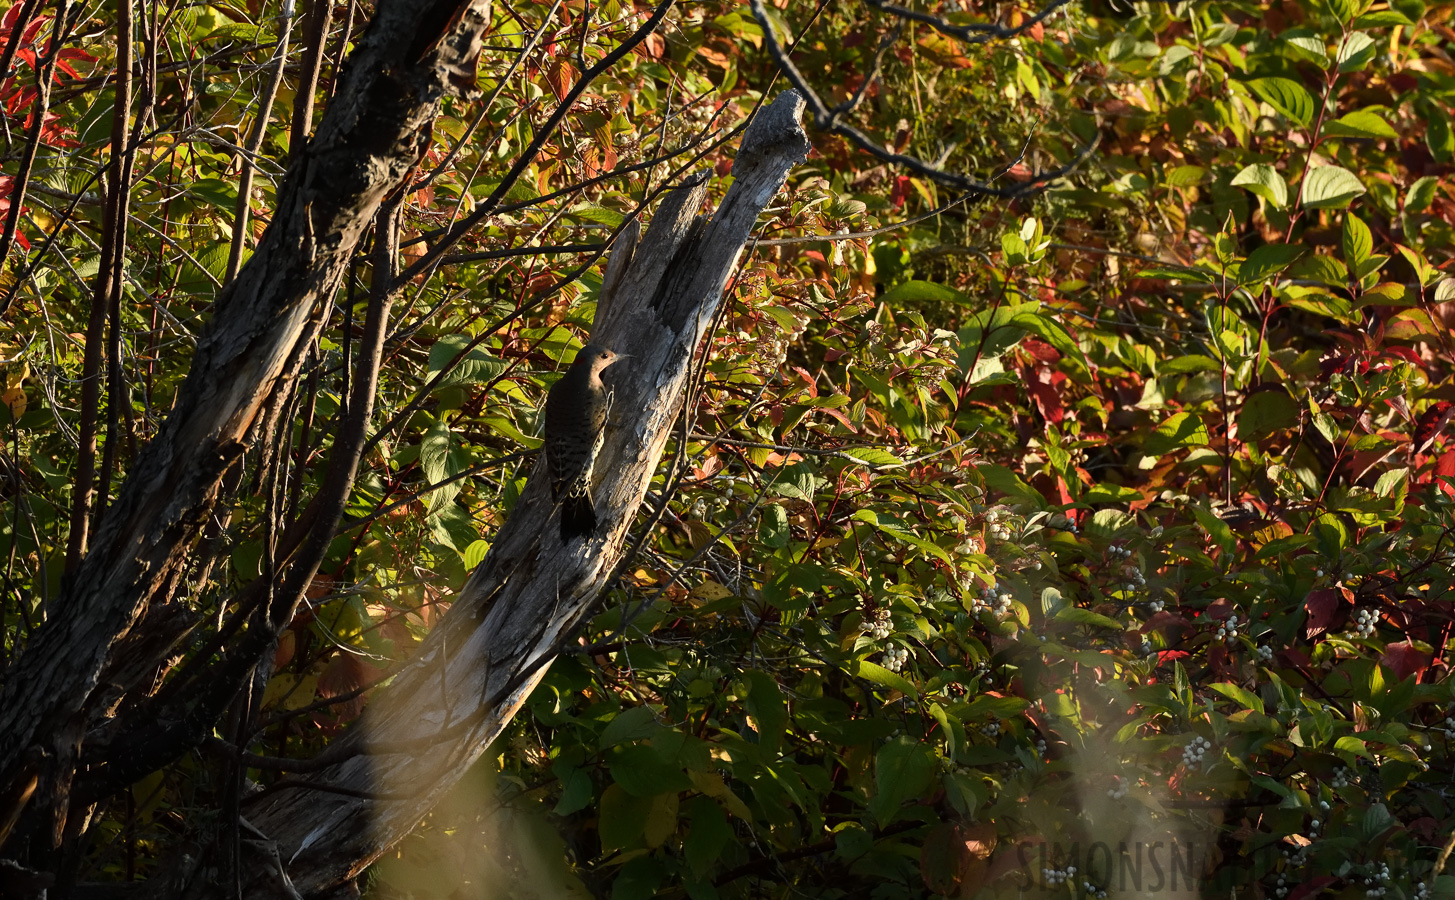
[0,0,494,854]
[229,91,810,898]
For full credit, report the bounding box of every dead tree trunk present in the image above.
[221,91,810,899]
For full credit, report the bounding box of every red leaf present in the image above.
[1414,401,1454,455]
[1024,366,1065,424]
[1304,588,1347,638]
[1289,876,1338,900]
[1381,641,1432,682]
[888,175,911,211]
[1436,452,1455,496]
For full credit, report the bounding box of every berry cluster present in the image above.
[971,585,1014,616]
[1217,614,1241,644]
[1350,608,1378,638]
[1360,862,1392,898]
[880,645,910,672]
[866,607,892,641]
[1182,736,1213,768]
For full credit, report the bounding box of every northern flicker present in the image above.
[544,344,624,540]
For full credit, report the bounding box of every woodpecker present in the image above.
[544,344,624,540]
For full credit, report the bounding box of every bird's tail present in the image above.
[560,491,598,541]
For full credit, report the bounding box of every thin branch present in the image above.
[288,0,333,151]
[864,0,1071,46]
[749,0,1097,197]
[438,242,605,265]
[224,0,296,285]
[64,0,123,568]
[391,0,678,285]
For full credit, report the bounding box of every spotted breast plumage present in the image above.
[543,344,623,540]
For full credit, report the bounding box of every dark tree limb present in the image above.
[0,0,501,855]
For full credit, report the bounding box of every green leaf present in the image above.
[1373,467,1409,512]
[552,763,594,816]
[1158,44,1196,76]
[683,797,733,877]
[1429,111,1453,162]
[1192,504,1235,556]
[1334,735,1372,759]
[1009,311,1090,373]
[851,510,952,565]
[758,502,789,549]
[1239,390,1299,441]
[1210,682,1264,713]
[1054,606,1124,630]
[840,447,903,468]
[202,21,269,42]
[1136,265,1216,283]
[568,203,624,227]
[1302,166,1366,210]
[1166,165,1206,187]
[1336,31,1378,71]
[1230,163,1289,209]
[1281,286,1355,322]
[1001,231,1029,266]
[1355,283,1409,308]
[1342,215,1373,272]
[1289,254,1349,286]
[1247,77,1315,127]
[870,738,937,828]
[855,659,918,697]
[188,177,239,209]
[610,744,693,797]
[418,421,464,514]
[1404,176,1440,213]
[600,706,661,749]
[598,784,652,853]
[1143,411,1210,457]
[1083,483,1144,504]
[427,334,508,388]
[462,539,490,569]
[879,280,972,307]
[1238,243,1305,285]
[1326,0,1358,23]
[1324,109,1398,139]
[1353,9,1413,26]
[1201,22,1239,47]
[1256,533,1316,559]
[1281,32,1329,65]
[1158,355,1222,375]
[740,670,788,750]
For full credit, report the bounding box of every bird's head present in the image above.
[579,344,627,376]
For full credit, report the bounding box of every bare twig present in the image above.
[749,0,1097,197]
[65,0,124,568]
[224,0,296,285]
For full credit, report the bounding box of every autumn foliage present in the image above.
[3,0,1455,897]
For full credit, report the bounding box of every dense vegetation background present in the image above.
[2,0,1454,896]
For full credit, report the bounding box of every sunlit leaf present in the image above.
[1302,165,1366,209]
